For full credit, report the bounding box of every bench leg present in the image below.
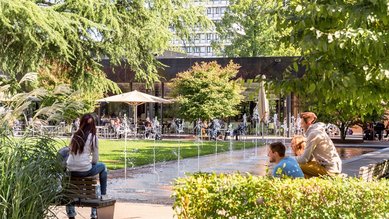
[97,205,115,219]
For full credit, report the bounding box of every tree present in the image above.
[0,73,87,127]
[270,0,389,140]
[0,0,210,122]
[214,0,299,57]
[170,61,245,122]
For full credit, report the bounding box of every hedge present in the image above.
[172,173,389,218]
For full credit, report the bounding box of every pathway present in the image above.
[54,138,389,219]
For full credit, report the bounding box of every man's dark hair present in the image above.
[269,142,285,157]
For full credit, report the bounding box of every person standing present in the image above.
[66,114,110,219]
[293,112,342,178]
[268,142,304,178]
[374,121,385,141]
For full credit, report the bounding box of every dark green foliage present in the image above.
[0,0,210,122]
[173,173,389,218]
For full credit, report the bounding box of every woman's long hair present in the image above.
[70,114,97,155]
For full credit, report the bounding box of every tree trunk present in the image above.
[339,122,347,141]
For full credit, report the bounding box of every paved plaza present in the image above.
[54,137,389,219]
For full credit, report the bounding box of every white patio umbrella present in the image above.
[97,90,172,179]
[97,90,172,133]
[257,75,269,141]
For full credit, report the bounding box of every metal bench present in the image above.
[60,176,116,219]
[358,159,389,181]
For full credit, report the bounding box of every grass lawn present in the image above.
[57,138,264,170]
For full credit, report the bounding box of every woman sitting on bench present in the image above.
[66,113,110,219]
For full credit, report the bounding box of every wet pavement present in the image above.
[106,137,389,204]
[108,145,269,204]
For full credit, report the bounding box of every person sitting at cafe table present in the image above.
[145,117,153,139]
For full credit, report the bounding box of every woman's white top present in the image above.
[67,133,99,172]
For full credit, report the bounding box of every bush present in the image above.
[172,173,389,218]
[169,61,245,122]
[0,134,65,218]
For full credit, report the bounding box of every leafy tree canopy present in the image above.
[269,0,389,139]
[214,0,299,57]
[0,0,210,122]
[170,61,245,122]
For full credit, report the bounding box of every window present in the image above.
[207,46,212,53]
[207,33,212,40]
[216,7,220,14]
[195,47,200,53]
[207,7,212,14]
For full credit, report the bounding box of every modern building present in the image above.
[101,56,303,134]
[170,0,230,57]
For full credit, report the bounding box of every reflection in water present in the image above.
[336,147,377,159]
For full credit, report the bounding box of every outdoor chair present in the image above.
[12,125,24,136]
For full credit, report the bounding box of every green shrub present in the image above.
[0,134,65,219]
[172,173,389,218]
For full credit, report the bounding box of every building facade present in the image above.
[101,57,303,131]
[170,0,230,57]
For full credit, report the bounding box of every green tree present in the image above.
[0,73,87,126]
[214,0,299,57]
[0,0,210,121]
[170,61,245,122]
[270,0,389,140]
